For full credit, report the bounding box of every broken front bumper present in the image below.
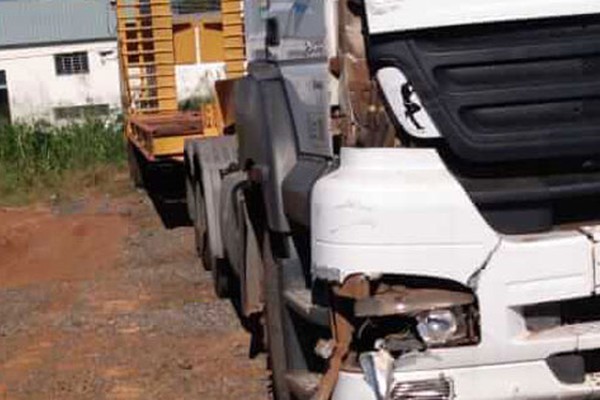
[334,358,600,400]
[312,148,600,399]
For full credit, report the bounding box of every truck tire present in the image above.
[199,183,231,299]
[127,142,144,189]
[203,238,231,299]
[262,234,326,400]
[191,169,232,298]
[184,158,196,226]
[211,256,232,299]
[263,234,292,400]
[193,180,208,264]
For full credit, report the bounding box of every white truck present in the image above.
[184,1,600,399]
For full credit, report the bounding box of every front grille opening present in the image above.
[583,349,600,375]
[371,14,600,164]
[523,296,600,333]
[371,13,600,234]
[548,349,600,385]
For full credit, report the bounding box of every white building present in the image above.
[0,0,121,123]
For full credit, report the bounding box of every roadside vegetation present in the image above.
[0,119,128,206]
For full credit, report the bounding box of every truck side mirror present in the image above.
[266,18,280,47]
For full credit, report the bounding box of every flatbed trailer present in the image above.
[115,0,244,184]
[128,112,203,161]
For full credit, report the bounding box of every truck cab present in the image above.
[185,1,600,399]
[321,1,600,399]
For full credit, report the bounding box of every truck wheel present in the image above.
[193,175,232,299]
[127,142,144,189]
[203,240,231,299]
[262,235,325,400]
[184,159,196,226]
[263,234,292,400]
[193,180,208,264]
[211,257,232,299]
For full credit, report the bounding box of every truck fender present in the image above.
[242,199,265,316]
[220,172,265,316]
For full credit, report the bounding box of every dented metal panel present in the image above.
[311,148,498,285]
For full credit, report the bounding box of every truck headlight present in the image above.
[416,309,459,346]
[352,284,480,349]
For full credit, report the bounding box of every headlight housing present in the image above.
[416,308,470,347]
[352,283,480,350]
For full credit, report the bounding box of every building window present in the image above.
[54,104,110,121]
[55,52,89,75]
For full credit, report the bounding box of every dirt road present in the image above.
[0,188,269,400]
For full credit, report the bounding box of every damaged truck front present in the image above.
[315,1,600,399]
[184,0,600,399]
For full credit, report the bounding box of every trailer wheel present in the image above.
[127,142,144,189]
[263,234,292,400]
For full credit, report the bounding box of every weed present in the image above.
[0,119,127,205]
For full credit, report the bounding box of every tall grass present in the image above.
[0,119,127,205]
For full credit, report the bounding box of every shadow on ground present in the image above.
[141,160,192,230]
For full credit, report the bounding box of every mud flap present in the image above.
[220,170,265,317]
[242,203,264,316]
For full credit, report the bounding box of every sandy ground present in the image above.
[0,189,270,400]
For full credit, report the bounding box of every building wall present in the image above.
[0,40,121,122]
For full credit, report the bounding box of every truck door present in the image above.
[264,0,327,62]
[264,0,333,157]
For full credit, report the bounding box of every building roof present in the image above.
[0,0,116,49]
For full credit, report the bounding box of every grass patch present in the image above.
[0,120,128,206]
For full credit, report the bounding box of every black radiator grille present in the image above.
[370,14,600,163]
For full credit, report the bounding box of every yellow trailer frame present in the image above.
[115,0,245,162]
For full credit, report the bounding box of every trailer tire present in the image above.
[127,142,144,189]
[263,234,292,400]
